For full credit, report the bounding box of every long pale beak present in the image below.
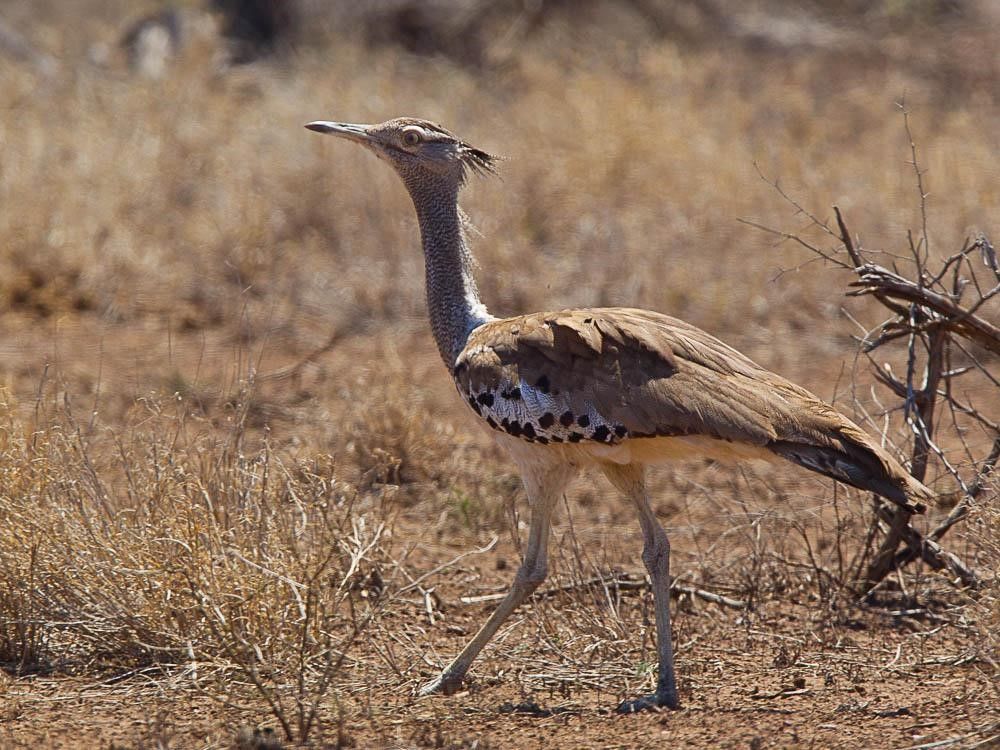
[305,121,371,145]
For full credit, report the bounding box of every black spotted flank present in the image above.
[486,416,498,430]
[476,391,495,407]
[501,387,522,401]
[539,412,555,429]
[614,424,628,438]
[568,433,582,443]
[522,423,536,439]
[577,414,590,428]
[559,411,575,427]
[534,374,550,393]
[592,425,611,442]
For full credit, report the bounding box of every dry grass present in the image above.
[0,1,998,747]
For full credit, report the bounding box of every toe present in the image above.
[616,696,656,714]
[616,693,679,713]
[419,673,464,697]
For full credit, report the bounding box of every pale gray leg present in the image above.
[602,463,679,712]
[420,460,572,697]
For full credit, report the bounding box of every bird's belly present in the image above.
[490,427,776,469]
[597,434,777,465]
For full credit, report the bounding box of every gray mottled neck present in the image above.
[402,173,492,367]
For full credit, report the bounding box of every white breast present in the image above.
[461,381,627,445]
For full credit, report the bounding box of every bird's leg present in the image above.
[419,461,570,698]
[602,463,679,713]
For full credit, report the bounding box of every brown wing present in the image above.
[455,307,929,512]
[458,307,811,443]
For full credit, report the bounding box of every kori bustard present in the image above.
[306,117,932,712]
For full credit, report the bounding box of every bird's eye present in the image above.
[402,128,422,146]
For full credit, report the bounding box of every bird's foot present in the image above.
[418,671,465,697]
[616,691,679,714]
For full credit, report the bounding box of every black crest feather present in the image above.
[459,143,500,180]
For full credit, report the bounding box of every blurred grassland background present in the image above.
[0,1,997,747]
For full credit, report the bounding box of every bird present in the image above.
[305,116,933,712]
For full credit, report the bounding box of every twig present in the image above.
[256,325,354,383]
[834,205,864,268]
[897,722,1000,750]
[900,101,931,267]
[749,687,811,700]
[835,206,910,317]
[459,573,747,610]
[752,161,843,244]
[864,503,912,591]
[397,536,498,595]
[737,217,849,268]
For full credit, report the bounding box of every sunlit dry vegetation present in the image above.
[0,1,997,747]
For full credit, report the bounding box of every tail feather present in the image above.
[769,439,930,514]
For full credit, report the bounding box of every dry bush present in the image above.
[0,384,402,743]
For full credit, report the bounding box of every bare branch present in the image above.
[848,265,1000,354]
[978,235,999,280]
[458,572,747,610]
[865,504,980,592]
[899,101,931,267]
[834,205,864,268]
[736,217,851,269]
[893,435,1000,574]
[752,161,842,243]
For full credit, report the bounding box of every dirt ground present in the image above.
[3,492,997,749]
[1,1,998,749]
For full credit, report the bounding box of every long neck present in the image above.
[403,173,492,367]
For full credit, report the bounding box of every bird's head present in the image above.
[305,117,498,188]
